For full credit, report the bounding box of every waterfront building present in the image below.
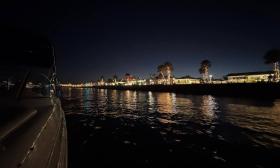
[146,79,155,85]
[226,71,274,83]
[155,78,166,85]
[115,81,126,85]
[122,73,136,85]
[173,76,200,84]
[153,73,174,85]
[136,79,146,85]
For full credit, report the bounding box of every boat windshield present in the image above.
[0,66,53,99]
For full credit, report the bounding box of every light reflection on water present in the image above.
[63,88,280,167]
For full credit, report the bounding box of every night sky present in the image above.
[1,1,280,82]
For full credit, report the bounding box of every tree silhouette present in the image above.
[113,74,118,82]
[157,62,174,84]
[100,75,104,81]
[264,49,280,81]
[163,62,174,84]
[157,64,165,79]
[199,60,211,83]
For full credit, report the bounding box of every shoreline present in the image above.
[87,83,280,98]
[61,83,280,98]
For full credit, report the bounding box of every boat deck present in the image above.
[0,97,67,168]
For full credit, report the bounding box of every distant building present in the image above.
[121,73,138,85]
[115,81,125,85]
[155,78,166,85]
[173,76,200,84]
[226,71,274,83]
[146,79,154,85]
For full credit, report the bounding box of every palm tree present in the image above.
[200,60,211,82]
[264,49,280,81]
[100,75,104,81]
[199,67,205,82]
[113,74,118,83]
[157,64,165,79]
[163,62,174,84]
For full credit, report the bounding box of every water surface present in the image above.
[62,88,280,168]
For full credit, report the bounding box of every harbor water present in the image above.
[62,88,280,168]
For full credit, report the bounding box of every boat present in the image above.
[0,28,67,168]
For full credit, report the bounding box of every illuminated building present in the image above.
[173,76,200,84]
[226,71,274,83]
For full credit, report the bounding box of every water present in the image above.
[62,88,280,168]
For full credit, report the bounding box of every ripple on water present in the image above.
[62,88,280,168]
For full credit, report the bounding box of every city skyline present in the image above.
[63,57,273,83]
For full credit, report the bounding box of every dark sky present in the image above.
[1,0,280,82]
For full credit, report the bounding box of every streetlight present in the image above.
[209,75,213,83]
